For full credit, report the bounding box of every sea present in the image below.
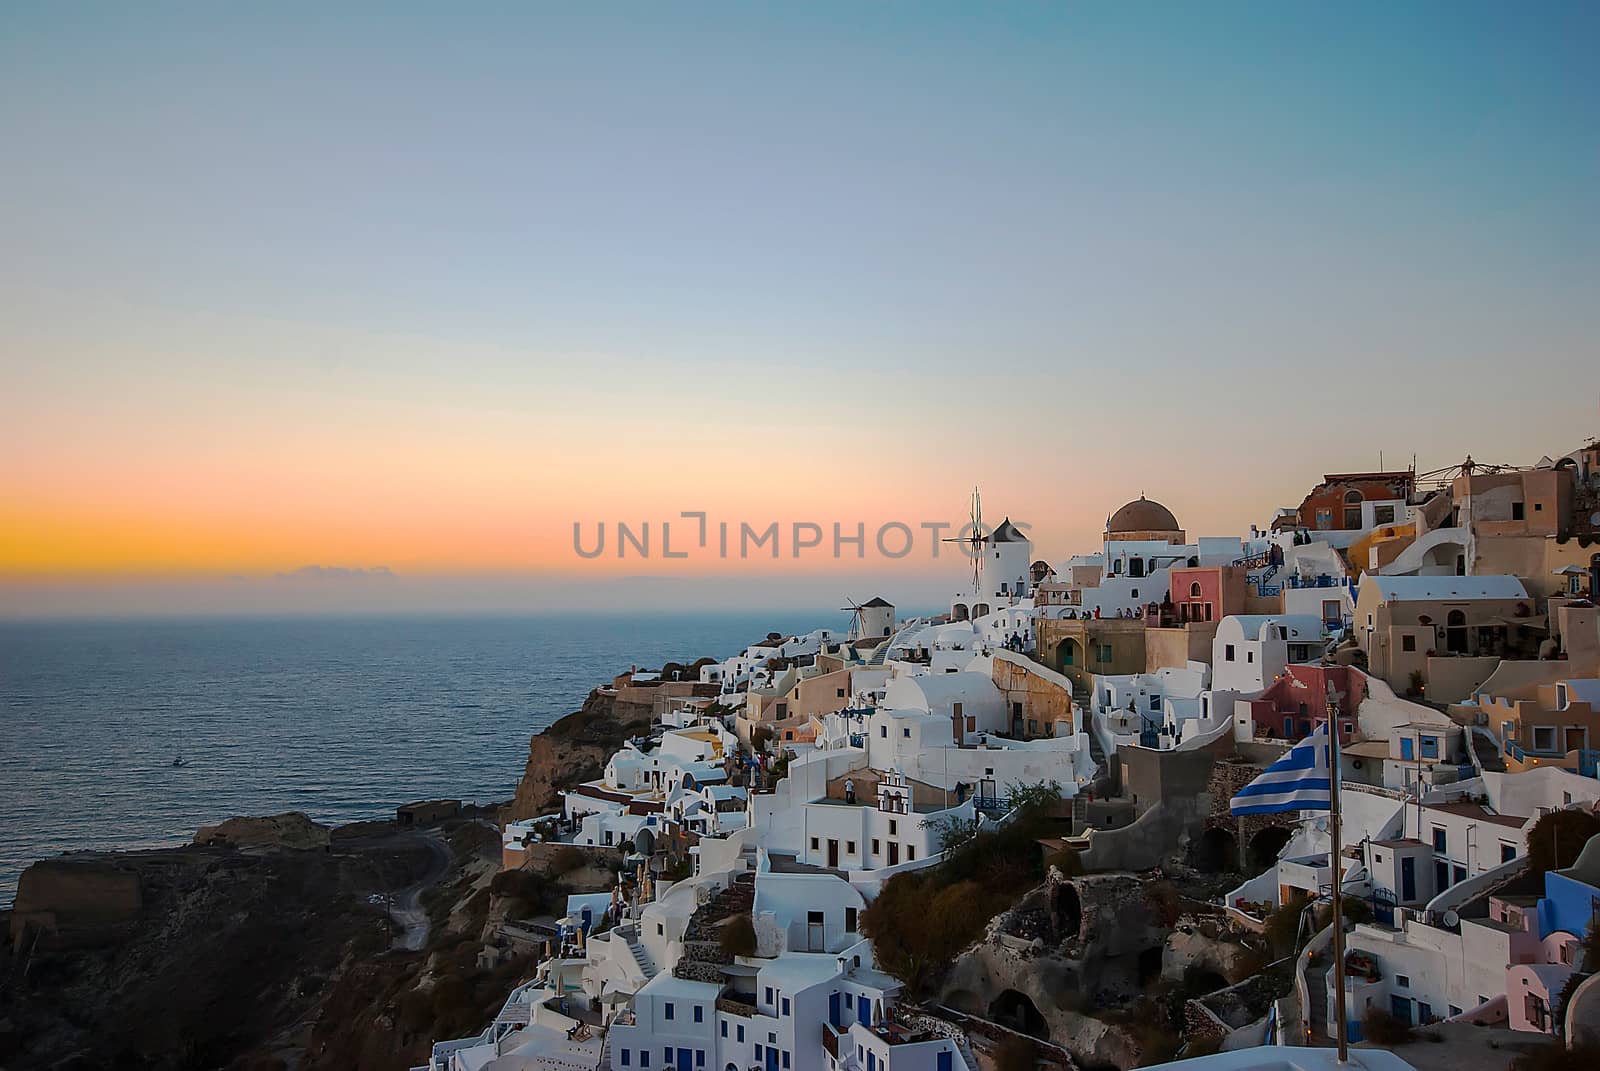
[0,611,838,906]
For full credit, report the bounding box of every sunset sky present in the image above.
[3,2,1597,615]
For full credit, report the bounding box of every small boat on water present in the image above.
[172,755,189,768]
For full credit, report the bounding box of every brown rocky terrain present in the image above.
[501,686,655,822]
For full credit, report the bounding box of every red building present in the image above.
[1239,665,1362,743]
[1293,471,1414,532]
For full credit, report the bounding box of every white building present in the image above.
[1212,615,1325,695]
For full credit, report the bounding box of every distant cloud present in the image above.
[274,565,396,581]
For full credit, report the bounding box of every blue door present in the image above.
[937,1052,953,1071]
[765,1050,779,1071]
[678,1049,693,1071]
[1400,738,1414,760]
[1400,857,1415,902]
[1390,996,1412,1025]
[859,998,872,1027]
[830,993,841,1027]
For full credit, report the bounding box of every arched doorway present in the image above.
[1446,609,1468,654]
[952,603,970,622]
[989,990,1050,1040]
[1057,639,1081,673]
[1247,826,1293,872]
[1138,946,1165,986]
[1052,882,1082,940]
[1193,827,1237,873]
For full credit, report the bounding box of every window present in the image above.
[1533,726,1557,752]
[1131,588,1139,599]
[879,726,886,738]
[837,688,846,698]
[694,1005,704,1023]
[642,1052,650,1068]
[871,839,880,855]
[1432,827,1447,852]
[737,1026,745,1043]
[1374,505,1396,525]
[782,998,790,1016]
[783,1053,790,1069]
[1190,582,1203,599]
[902,727,910,738]
[765,987,774,1005]
[1502,843,1516,863]
[1420,736,1438,759]
[721,1022,727,1038]
[810,837,819,851]
[906,845,916,860]
[1511,501,1525,521]
[846,841,856,854]
[665,1002,675,1021]
[1396,975,1410,989]
[1247,651,1254,664]
[1225,644,1236,662]
[1402,635,1416,652]
[846,907,858,932]
[622,1051,631,1067]
[889,819,897,835]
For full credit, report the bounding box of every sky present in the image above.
[2,2,1597,616]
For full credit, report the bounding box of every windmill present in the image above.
[840,598,867,640]
[942,486,988,596]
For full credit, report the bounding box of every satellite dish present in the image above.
[1443,909,1461,928]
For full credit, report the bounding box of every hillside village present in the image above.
[419,443,1600,1071]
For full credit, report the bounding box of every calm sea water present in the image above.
[0,611,830,905]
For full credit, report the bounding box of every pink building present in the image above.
[1239,664,1361,742]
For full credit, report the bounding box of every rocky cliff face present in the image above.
[501,688,656,823]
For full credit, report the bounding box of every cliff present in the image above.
[501,687,657,822]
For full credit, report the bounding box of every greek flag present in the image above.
[1230,724,1333,815]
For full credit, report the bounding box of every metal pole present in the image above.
[1327,687,1350,1062]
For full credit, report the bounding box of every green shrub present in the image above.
[1526,810,1600,875]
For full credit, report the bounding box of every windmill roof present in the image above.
[991,518,1028,543]
[862,597,894,608]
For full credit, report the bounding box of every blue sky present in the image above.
[2,2,1596,614]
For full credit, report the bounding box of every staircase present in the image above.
[625,936,658,981]
[1470,726,1506,774]
[954,1037,981,1071]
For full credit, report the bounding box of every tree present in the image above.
[1525,809,1600,875]
[1360,1006,1412,1045]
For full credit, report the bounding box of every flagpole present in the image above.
[1326,685,1349,1063]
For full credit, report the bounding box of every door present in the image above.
[766,1050,779,1071]
[1400,737,1414,761]
[1566,728,1585,754]
[827,840,839,868]
[937,1052,953,1071]
[1435,860,1449,892]
[678,1050,694,1071]
[1390,996,1412,1025]
[830,992,841,1028]
[1400,857,1416,902]
[887,842,900,866]
[860,997,873,1027]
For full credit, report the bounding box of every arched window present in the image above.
[1189,582,1202,598]
[1343,489,1363,529]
